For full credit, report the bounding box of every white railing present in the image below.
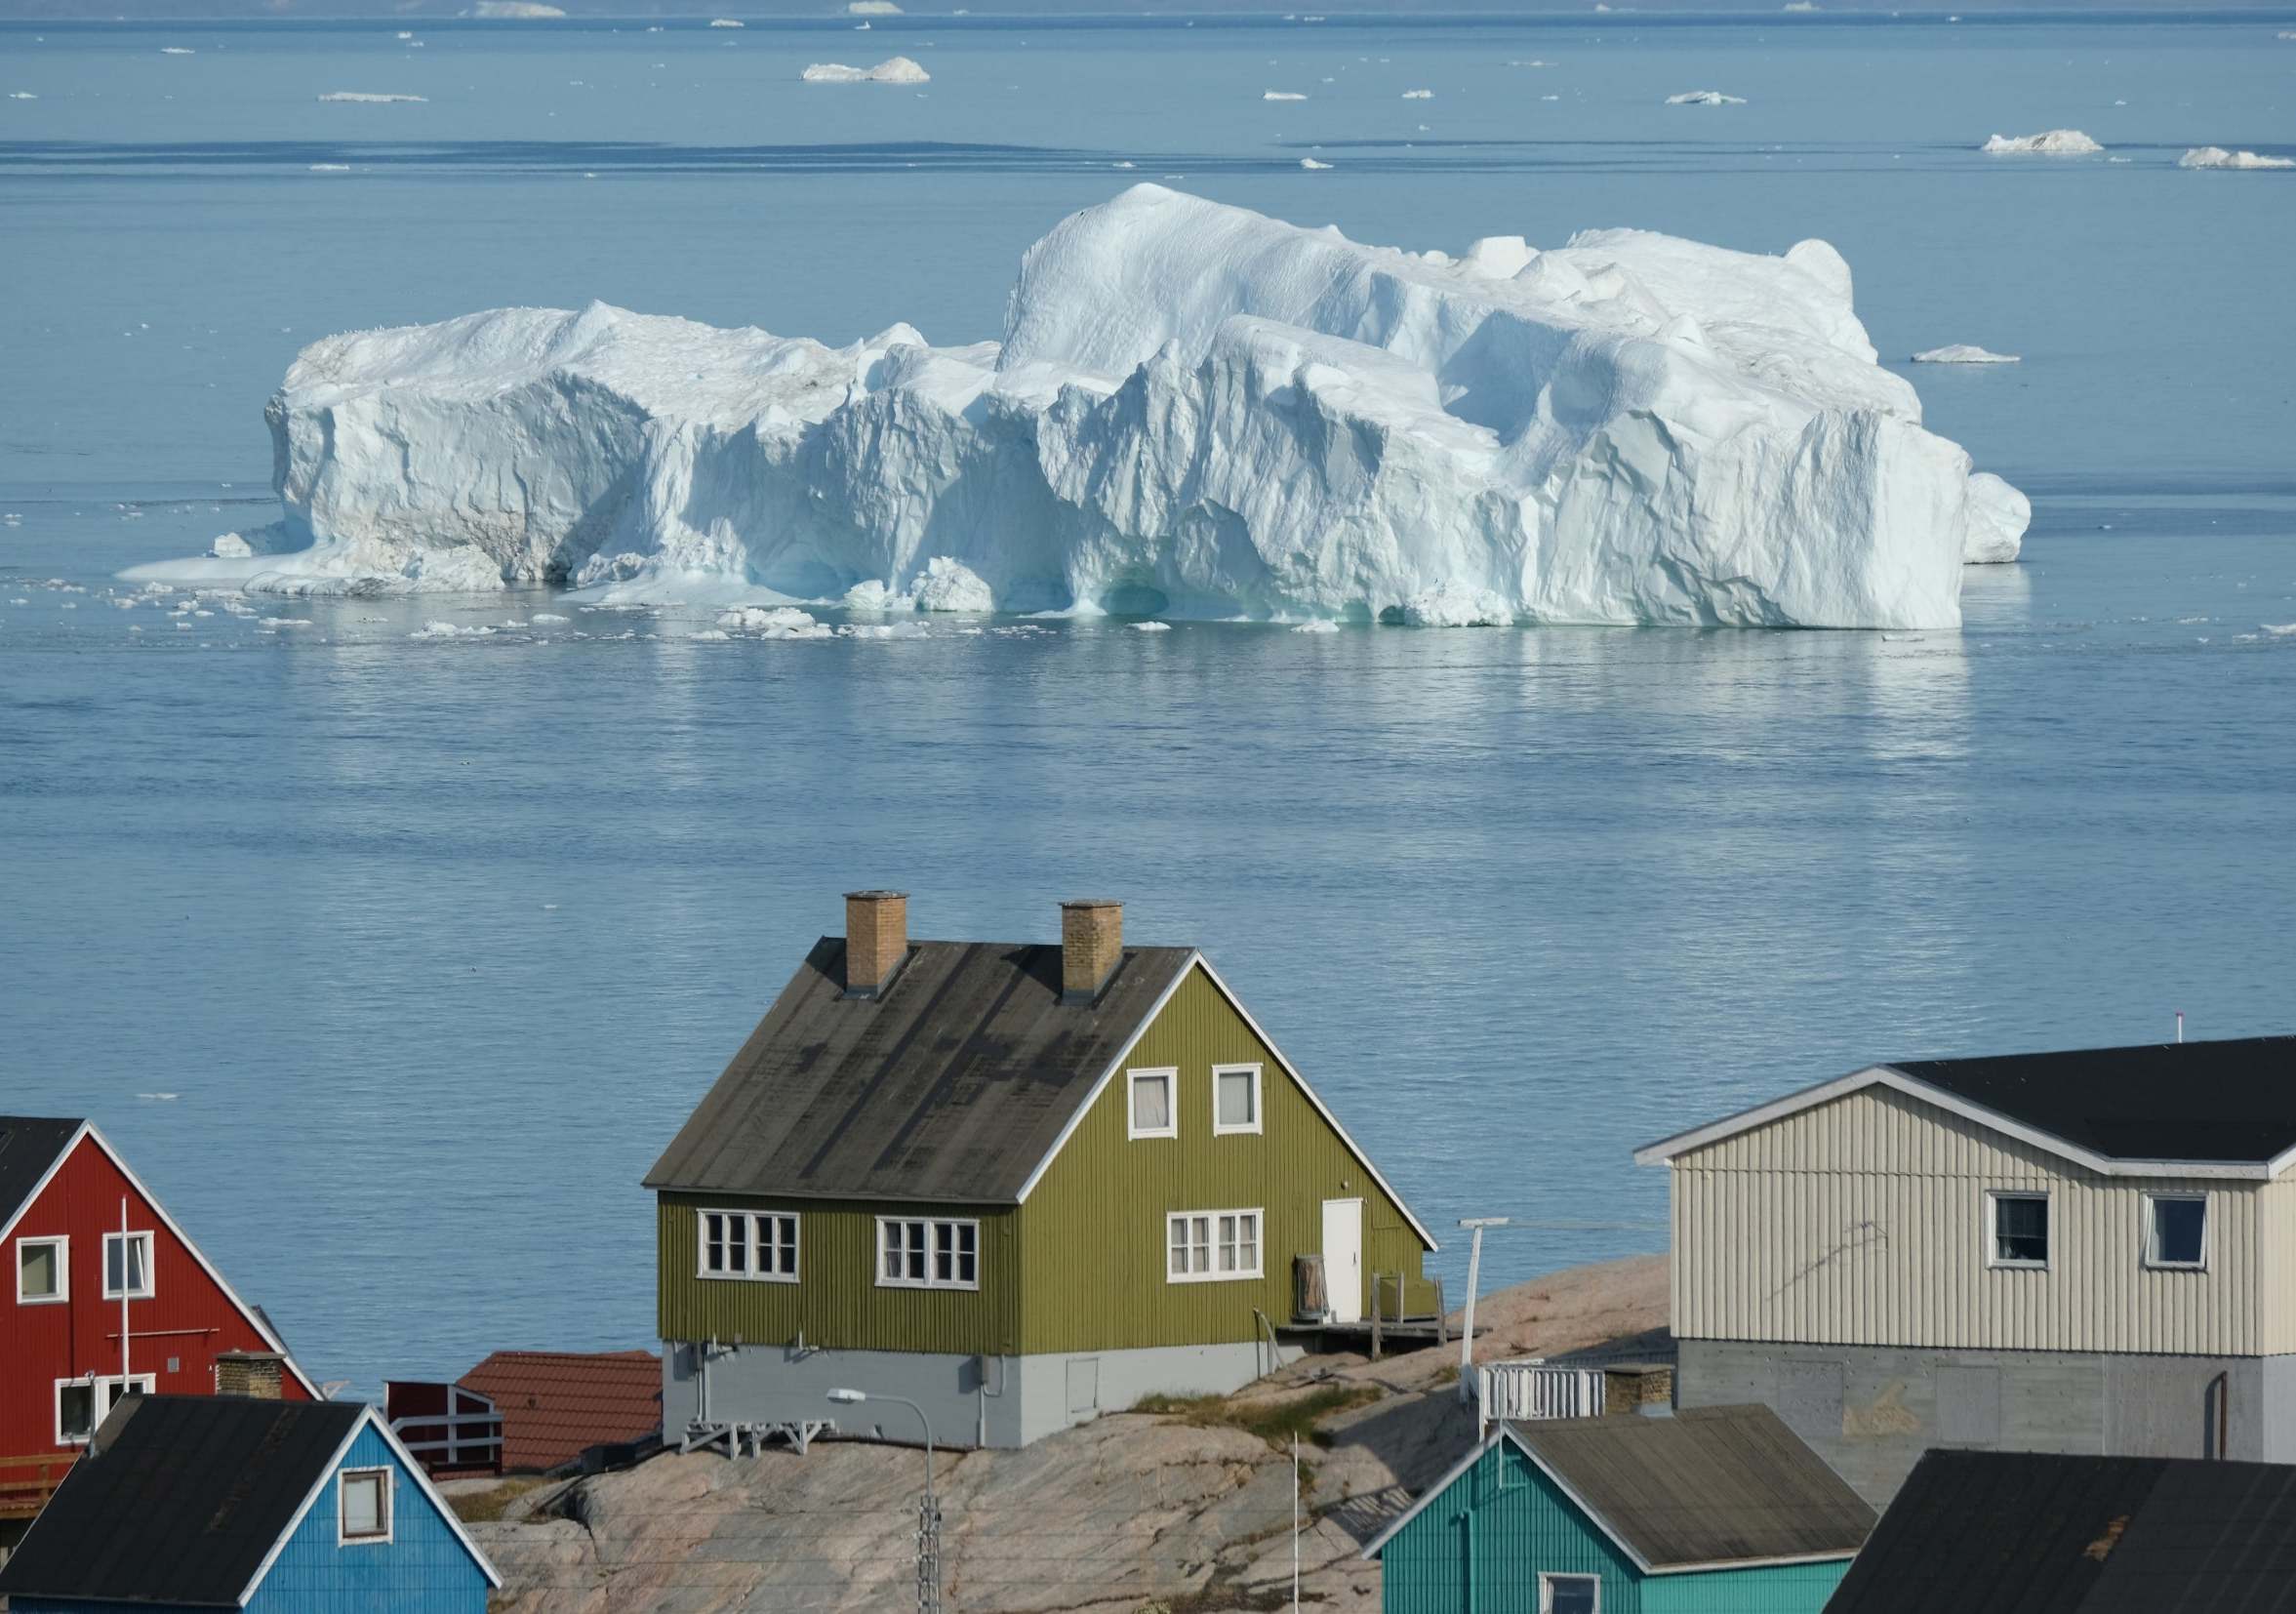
[390,1407,504,1472]
[1476,1360,1605,1436]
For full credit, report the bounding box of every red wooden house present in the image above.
[1,1115,317,1529]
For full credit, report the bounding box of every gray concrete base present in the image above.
[664,1336,1306,1451]
[1680,1338,2296,1507]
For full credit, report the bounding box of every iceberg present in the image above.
[1666,90,1747,106]
[802,57,929,84]
[2179,146,2294,170]
[468,1,566,15]
[1981,130,2102,155]
[1264,91,1307,101]
[1913,344,2019,364]
[318,92,426,103]
[155,185,2025,625]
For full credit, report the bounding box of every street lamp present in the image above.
[828,1388,942,1614]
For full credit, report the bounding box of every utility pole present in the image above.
[1455,1217,1509,1403]
[1292,1431,1301,1613]
[827,1388,940,1614]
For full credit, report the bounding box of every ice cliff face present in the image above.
[188,185,2026,625]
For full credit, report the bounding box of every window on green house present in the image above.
[698,1210,799,1282]
[1166,1208,1262,1282]
[1540,1573,1599,1614]
[1128,1068,1177,1140]
[1212,1064,1263,1135]
[877,1217,979,1290]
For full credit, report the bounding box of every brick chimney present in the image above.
[844,891,908,998]
[1060,900,1123,1005]
[215,1351,286,1400]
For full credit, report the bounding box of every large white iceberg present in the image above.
[801,57,929,84]
[146,185,2026,625]
[2179,146,2294,170]
[1981,129,2102,155]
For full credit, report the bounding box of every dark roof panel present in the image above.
[0,1115,83,1229]
[1890,1036,2296,1164]
[0,1394,363,1605]
[645,940,1194,1202]
[1828,1449,2296,1614]
[1511,1403,1873,1569]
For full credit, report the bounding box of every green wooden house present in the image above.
[1365,1405,1873,1614]
[644,891,1435,1450]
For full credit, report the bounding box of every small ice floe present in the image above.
[1299,156,1333,170]
[1291,619,1340,633]
[532,612,570,623]
[2262,623,2296,636]
[1981,129,2102,155]
[308,163,352,172]
[1783,0,1819,11]
[261,618,315,628]
[397,29,416,38]
[1913,344,2021,364]
[1507,59,1553,66]
[470,0,567,14]
[1112,160,1135,169]
[410,620,496,638]
[8,93,39,101]
[137,1092,180,1102]
[717,606,833,638]
[849,0,902,11]
[1129,621,1173,631]
[318,91,427,103]
[2179,146,2295,170]
[1264,90,1307,101]
[708,17,745,26]
[687,627,732,640]
[802,57,928,83]
[1401,88,1432,99]
[161,46,196,55]
[1667,90,1747,105]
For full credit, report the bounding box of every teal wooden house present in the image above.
[1365,1405,1873,1614]
[0,1393,499,1613]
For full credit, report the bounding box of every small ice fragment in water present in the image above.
[1667,90,1747,105]
[1264,90,1307,101]
[1299,157,1332,169]
[1913,344,2020,364]
[317,91,427,103]
[1130,621,1173,630]
[2179,146,2295,170]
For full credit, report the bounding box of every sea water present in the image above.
[3,13,2293,1397]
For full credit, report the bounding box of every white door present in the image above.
[1322,1198,1364,1324]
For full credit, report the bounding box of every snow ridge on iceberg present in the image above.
[159,185,2026,626]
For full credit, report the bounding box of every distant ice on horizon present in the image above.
[1982,129,2103,154]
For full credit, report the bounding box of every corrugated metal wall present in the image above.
[656,1193,1020,1355]
[1640,1559,1849,1613]
[1017,966,1430,1355]
[1380,1441,1645,1614]
[243,1423,491,1613]
[1671,1085,2276,1354]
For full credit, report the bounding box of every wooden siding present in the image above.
[657,1193,1020,1355]
[1016,966,1427,1354]
[1671,1085,2279,1355]
[243,1423,490,1614]
[2,1135,307,1464]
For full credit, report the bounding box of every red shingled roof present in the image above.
[457,1350,662,1473]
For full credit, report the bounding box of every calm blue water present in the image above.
[4,14,2294,1400]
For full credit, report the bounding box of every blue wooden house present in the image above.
[1364,1405,1873,1614]
[0,1392,499,1613]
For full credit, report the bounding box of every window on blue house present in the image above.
[1540,1573,1599,1614]
[339,1467,392,1544]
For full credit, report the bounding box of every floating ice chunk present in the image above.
[1299,157,1332,169]
[161,46,196,55]
[1401,89,1432,100]
[410,620,496,638]
[848,0,902,11]
[707,17,745,26]
[1398,582,1512,627]
[802,57,929,83]
[1962,473,2028,564]
[469,0,567,15]
[1913,343,2020,364]
[718,605,832,638]
[397,29,415,38]
[318,92,427,103]
[841,620,929,638]
[532,612,570,623]
[137,1092,180,1101]
[2263,623,2296,636]
[911,556,992,613]
[210,532,255,557]
[1130,620,1172,631]
[1981,129,2102,154]
[1507,60,1553,66]
[2179,146,2295,170]
[1291,619,1340,632]
[1783,1,1819,11]
[687,627,732,640]
[842,580,904,612]
[1264,90,1307,101]
[9,92,40,100]
[309,164,351,172]
[1667,90,1746,105]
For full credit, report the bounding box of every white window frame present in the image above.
[1211,1063,1264,1137]
[874,1217,982,1291]
[695,1209,800,1283]
[54,1373,155,1447]
[1165,1207,1265,1284]
[1986,1190,2052,1271]
[337,1465,395,1546]
[2143,1192,2209,1271]
[17,1234,68,1305]
[1126,1067,1179,1141]
[1540,1572,1601,1614]
[101,1230,154,1301]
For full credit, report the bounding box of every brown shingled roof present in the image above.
[458,1350,662,1473]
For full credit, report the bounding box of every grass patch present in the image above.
[449,1475,551,1523]
[1134,1383,1382,1449]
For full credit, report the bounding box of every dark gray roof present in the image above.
[0,1115,83,1229]
[1889,1036,2296,1163]
[0,1394,365,1606]
[646,939,1196,1203]
[1512,1404,1874,1570]
[1827,1448,2296,1613]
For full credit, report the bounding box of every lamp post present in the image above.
[829,1388,941,1614]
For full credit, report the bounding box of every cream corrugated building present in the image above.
[1637,1035,2296,1504]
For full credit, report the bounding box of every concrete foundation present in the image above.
[665,1336,1305,1450]
[1680,1337,2296,1507]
